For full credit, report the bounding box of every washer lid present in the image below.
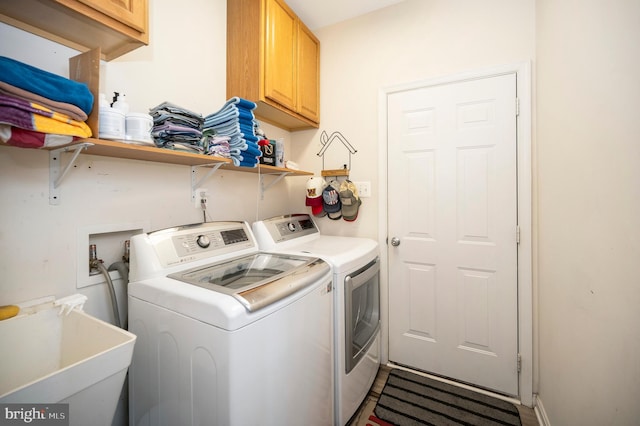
[252,214,379,273]
[168,252,329,312]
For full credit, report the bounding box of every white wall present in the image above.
[290,0,535,241]
[536,0,640,424]
[0,0,299,322]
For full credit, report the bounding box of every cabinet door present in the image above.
[264,0,297,110]
[77,0,147,33]
[297,22,320,122]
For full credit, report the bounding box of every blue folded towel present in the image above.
[206,97,255,117]
[0,56,94,115]
[234,158,259,168]
[242,143,262,158]
[207,123,258,144]
[222,96,257,111]
[204,97,262,166]
[228,135,248,148]
[204,108,254,127]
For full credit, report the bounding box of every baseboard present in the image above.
[534,395,551,426]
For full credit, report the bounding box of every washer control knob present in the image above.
[196,235,210,248]
[287,222,296,232]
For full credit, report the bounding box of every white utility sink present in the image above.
[0,295,136,426]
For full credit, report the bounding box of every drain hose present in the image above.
[96,261,122,328]
[108,260,129,329]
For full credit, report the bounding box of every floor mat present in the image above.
[366,414,396,426]
[374,369,521,426]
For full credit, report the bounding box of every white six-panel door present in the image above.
[387,73,519,396]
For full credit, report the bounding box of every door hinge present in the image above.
[517,353,522,373]
[515,97,520,116]
[516,225,521,244]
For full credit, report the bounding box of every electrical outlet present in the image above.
[354,181,371,198]
[193,188,208,208]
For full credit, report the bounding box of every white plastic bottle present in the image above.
[112,94,130,114]
[99,93,125,140]
[275,138,284,167]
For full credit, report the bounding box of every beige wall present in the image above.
[536,0,640,423]
[2,0,639,423]
[290,0,536,240]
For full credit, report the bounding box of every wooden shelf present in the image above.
[41,138,313,176]
[3,138,312,204]
[47,138,232,166]
[47,50,312,176]
[321,169,350,177]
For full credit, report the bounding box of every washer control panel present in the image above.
[261,214,318,244]
[172,227,250,257]
[146,222,255,267]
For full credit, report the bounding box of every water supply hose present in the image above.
[108,260,129,329]
[94,261,122,328]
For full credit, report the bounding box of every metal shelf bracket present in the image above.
[191,163,224,201]
[49,142,94,205]
[260,171,291,199]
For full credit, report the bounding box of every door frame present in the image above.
[377,62,533,406]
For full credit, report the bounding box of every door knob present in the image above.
[390,237,401,246]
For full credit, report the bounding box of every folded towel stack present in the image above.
[149,101,204,153]
[203,97,262,167]
[0,56,94,148]
[202,129,232,158]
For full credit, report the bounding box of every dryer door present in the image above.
[344,257,380,373]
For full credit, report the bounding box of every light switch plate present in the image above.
[354,181,371,198]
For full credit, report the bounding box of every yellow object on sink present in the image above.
[0,305,19,320]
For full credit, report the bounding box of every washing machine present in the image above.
[252,214,381,426]
[127,221,334,426]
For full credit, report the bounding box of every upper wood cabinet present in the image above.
[0,0,148,61]
[227,0,320,131]
[296,23,320,123]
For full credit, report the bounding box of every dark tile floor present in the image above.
[348,365,539,426]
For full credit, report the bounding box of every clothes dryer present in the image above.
[252,214,381,426]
